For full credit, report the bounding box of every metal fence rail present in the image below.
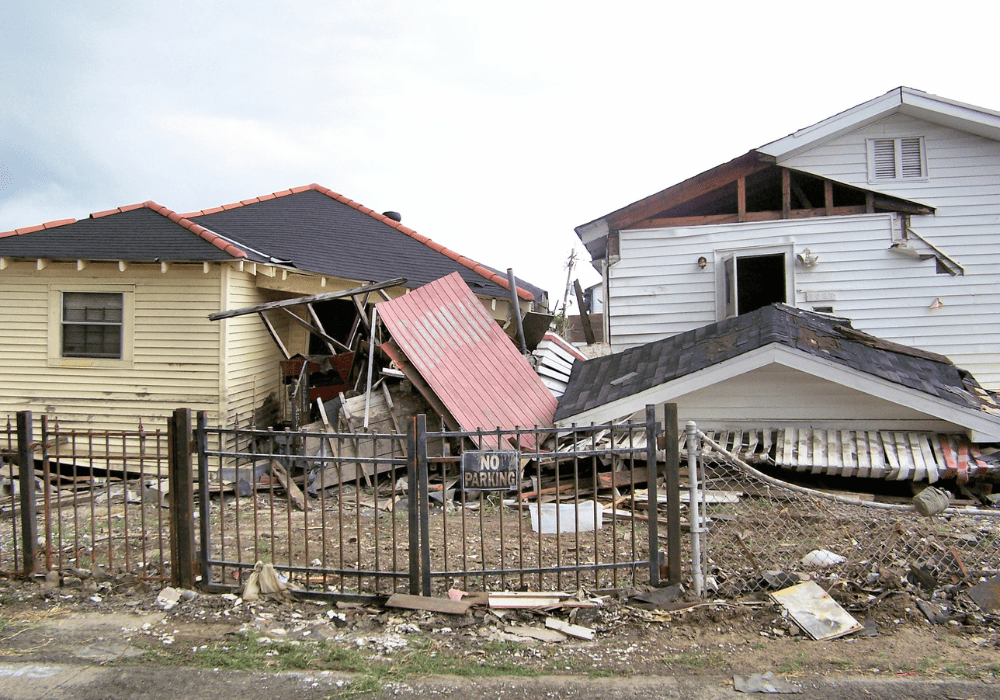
[688,425,1000,596]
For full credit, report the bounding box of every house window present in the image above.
[718,247,794,320]
[867,137,926,182]
[61,292,124,358]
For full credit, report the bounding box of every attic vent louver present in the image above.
[868,137,926,182]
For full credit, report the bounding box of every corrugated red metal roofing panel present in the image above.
[378,273,557,447]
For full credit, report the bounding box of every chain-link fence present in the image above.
[687,427,999,597]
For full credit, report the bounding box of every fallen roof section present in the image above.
[555,304,1000,442]
[377,272,558,447]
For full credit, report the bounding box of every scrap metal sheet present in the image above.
[377,272,557,447]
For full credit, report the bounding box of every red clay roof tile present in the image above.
[43,218,76,229]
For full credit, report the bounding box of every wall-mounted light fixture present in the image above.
[796,248,819,267]
[697,256,707,269]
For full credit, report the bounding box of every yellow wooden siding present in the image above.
[222,270,285,426]
[0,262,223,432]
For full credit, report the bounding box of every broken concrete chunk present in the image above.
[156,587,182,610]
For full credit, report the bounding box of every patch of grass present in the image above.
[774,652,810,675]
[663,650,726,668]
[588,669,628,678]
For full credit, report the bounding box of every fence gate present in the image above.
[196,405,678,599]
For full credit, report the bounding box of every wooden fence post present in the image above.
[663,403,682,584]
[16,411,38,577]
[168,408,195,589]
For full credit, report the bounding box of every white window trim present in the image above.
[48,284,135,368]
[866,136,928,184]
[714,244,795,321]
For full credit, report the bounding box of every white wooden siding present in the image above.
[0,262,223,432]
[609,112,1000,388]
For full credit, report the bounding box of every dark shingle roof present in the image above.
[187,185,528,299]
[555,304,993,421]
[0,203,245,261]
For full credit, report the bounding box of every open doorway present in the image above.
[721,250,789,318]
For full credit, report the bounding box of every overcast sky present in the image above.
[3,1,999,310]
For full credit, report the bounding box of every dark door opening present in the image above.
[734,253,786,316]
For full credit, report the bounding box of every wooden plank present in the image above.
[880,431,900,479]
[796,428,809,471]
[745,430,759,460]
[545,617,595,640]
[737,176,746,222]
[919,435,939,484]
[841,430,857,478]
[762,428,773,463]
[856,431,871,478]
[209,277,406,320]
[894,433,913,481]
[929,435,947,484]
[868,431,885,479]
[812,429,825,473]
[781,168,791,218]
[781,428,793,467]
[270,460,306,511]
[940,436,958,479]
[386,593,472,615]
[957,442,970,484]
[731,430,744,459]
[506,625,567,642]
[717,431,731,454]
[824,180,834,216]
[826,429,841,474]
[908,433,927,482]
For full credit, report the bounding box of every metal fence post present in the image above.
[406,416,421,594]
[685,421,704,597]
[16,411,37,577]
[196,411,211,589]
[663,404,681,584]
[416,414,432,596]
[645,405,659,586]
[169,408,195,589]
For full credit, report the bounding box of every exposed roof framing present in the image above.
[576,154,933,261]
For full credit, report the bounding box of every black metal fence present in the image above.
[196,407,676,599]
[1,412,172,582]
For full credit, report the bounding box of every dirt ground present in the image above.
[0,568,998,693]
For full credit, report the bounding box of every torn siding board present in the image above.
[378,273,557,446]
[532,333,587,398]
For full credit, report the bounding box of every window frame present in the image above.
[48,284,135,367]
[714,244,795,321]
[866,136,928,184]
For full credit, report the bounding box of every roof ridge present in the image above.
[0,202,248,258]
[182,184,533,301]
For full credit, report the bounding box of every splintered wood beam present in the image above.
[573,279,596,345]
[781,169,791,218]
[208,277,405,320]
[790,179,813,209]
[306,303,349,353]
[277,307,346,351]
[824,181,834,215]
[866,192,875,214]
[351,292,372,337]
[258,311,290,360]
[737,177,746,222]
